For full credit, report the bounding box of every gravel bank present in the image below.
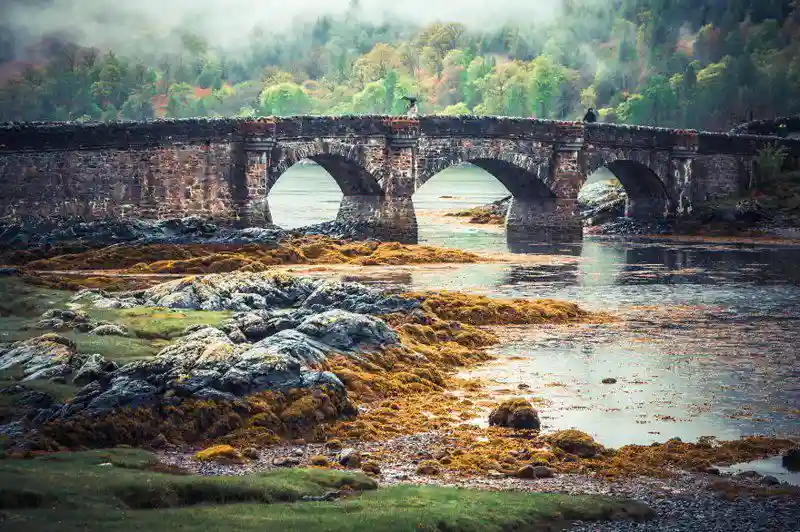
[159,432,800,532]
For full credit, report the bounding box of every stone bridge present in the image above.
[1,116,799,242]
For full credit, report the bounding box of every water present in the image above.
[719,456,800,486]
[3,168,796,450]
[269,167,800,448]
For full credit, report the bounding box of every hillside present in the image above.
[0,0,798,131]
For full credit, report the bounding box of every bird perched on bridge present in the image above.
[401,95,419,117]
[583,108,597,123]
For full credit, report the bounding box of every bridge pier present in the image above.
[336,195,418,243]
[624,196,671,220]
[506,197,583,243]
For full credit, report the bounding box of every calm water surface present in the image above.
[271,167,800,451]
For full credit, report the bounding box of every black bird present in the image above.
[583,108,597,123]
[401,95,419,116]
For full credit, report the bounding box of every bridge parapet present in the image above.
[0,118,241,152]
[698,131,800,156]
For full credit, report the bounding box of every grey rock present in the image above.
[0,334,78,381]
[761,475,780,486]
[150,433,168,449]
[86,377,158,413]
[296,310,399,350]
[272,457,302,468]
[88,324,129,337]
[73,354,117,385]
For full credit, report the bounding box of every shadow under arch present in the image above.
[591,160,672,220]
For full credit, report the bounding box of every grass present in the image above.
[61,332,167,364]
[89,307,232,341]
[0,449,653,532]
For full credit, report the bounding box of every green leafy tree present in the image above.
[259,83,312,116]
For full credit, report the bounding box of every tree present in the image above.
[352,81,388,114]
[165,83,194,118]
[439,102,472,115]
[353,43,400,85]
[528,55,564,118]
[259,83,311,116]
[91,53,128,108]
[121,92,155,120]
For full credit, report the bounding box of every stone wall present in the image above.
[0,143,238,220]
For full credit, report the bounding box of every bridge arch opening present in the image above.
[267,154,416,242]
[413,163,512,251]
[580,160,671,228]
[267,159,343,229]
[414,157,567,250]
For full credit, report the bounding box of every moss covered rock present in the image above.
[547,430,604,458]
[194,444,243,463]
[488,399,541,430]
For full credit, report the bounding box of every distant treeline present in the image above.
[1,0,799,131]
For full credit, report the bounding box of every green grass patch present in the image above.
[88,307,232,341]
[61,332,168,364]
[0,449,653,532]
[0,277,232,364]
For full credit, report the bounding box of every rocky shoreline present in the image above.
[1,216,798,531]
[156,433,800,532]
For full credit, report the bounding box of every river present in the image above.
[271,164,800,452]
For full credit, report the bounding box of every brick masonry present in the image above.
[1,117,799,241]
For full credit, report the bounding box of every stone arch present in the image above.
[268,140,384,197]
[584,150,672,219]
[417,144,583,242]
[418,145,554,199]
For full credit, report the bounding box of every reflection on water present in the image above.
[323,239,800,448]
[236,168,800,447]
[719,456,800,486]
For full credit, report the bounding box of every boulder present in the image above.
[547,430,604,458]
[515,465,556,479]
[88,324,130,337]
[782,448,800,472]
[578,181,627,226]
[0,334,80,381]
[84,377,158,413]
[36,309,93,332]
[79,273,421,322]
[272,457,301,468]
[488,399,541,430]
[415,460,440,476]
[296,310,399,350]
[73,354,118,386]
[338,448,362,469]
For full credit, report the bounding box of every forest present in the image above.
[0,0,799,131]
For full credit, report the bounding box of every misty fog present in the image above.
[2,0,566,56]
